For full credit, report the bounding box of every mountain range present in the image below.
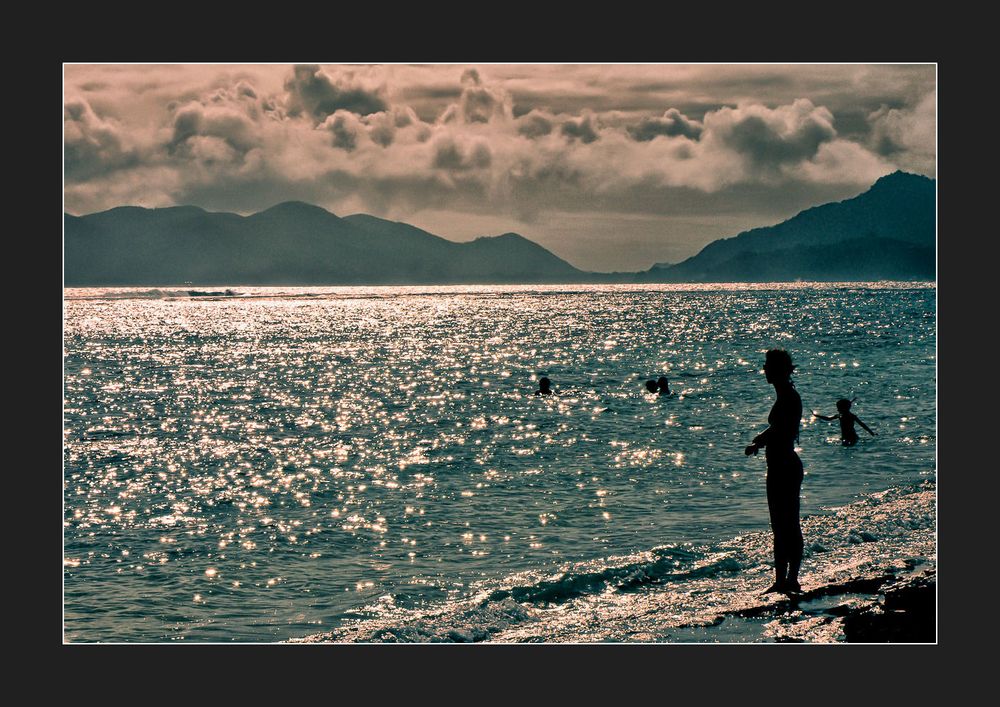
[64,170,935,285]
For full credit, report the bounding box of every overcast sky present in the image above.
[64,64,936,272]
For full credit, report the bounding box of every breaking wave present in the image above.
[292,481,935,643]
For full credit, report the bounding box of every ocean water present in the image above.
[63,283,936,642]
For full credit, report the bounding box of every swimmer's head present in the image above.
[538,376,551,391]
[645,380,658,393]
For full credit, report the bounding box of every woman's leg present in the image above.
[766,475,788,587]
[784,459,804,588]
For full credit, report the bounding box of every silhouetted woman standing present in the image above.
[745,349,804,595]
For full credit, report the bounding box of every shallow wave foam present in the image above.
[64,288,183,301]
[292,480,935,643]
[481,546,742,607]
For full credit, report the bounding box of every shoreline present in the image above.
[292,482,936,644]
[691,567,937,643]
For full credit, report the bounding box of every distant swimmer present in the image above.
[745,349,804,596]
[657,376,670,395]
[645,379,658,393]
[814,398,875,446]
[535,376,553,396]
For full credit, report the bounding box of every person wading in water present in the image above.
[814,398,876,446]
[745,349,804,595]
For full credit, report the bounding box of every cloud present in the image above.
[704,99,837,172]
[432,136,492,171]
[322,110,364,151]
[516,109,554,138]
[64,95,139,181]
[438,67,513,125]
[365,111,396,148]
[868,90,936,174]
[283,64,388,122]
[627,108,703,141]
[169,101,261,158]
[360,106,425,147]
[66,73,900,223]
[794,139,894,186]
[561,114,599,143]
[235,80,257,99]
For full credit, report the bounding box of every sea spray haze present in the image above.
[63,283,935,642]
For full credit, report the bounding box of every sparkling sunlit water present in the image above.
[63,283,935,641]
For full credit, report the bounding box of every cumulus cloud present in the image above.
[361,106,425,147]
[64,95,138,181]
[627,108,703,141]
[323,110,364,151]
[794,139,895,186]
[432,136,492,171]
[66,71,908,221]
[365,111,396,148]
[561,114,599,143]
[868,90,935,174]
[516,109,554,138]
[284,64,388,122]
[235,80,257,99]
[704,99,837,172]
[169,101,260,158]
[438,67,513,125]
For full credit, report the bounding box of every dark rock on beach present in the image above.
[842,572,936,643]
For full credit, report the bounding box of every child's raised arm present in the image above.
[856,416,876,436]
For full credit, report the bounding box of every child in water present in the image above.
[535,376,553,396]
[813,398,876,446]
